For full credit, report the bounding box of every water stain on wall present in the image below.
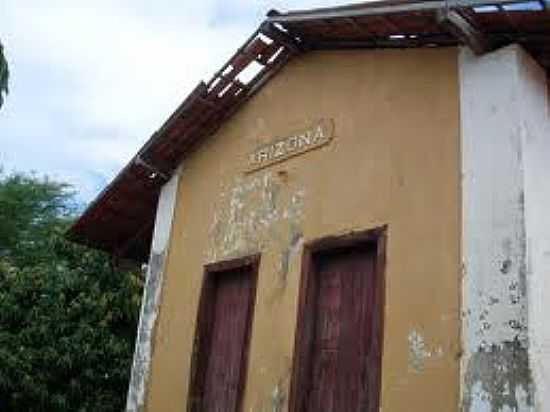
[462,340,533,412]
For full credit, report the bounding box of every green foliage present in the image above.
[0,39,8,109]
[0,170,143,411]
[0,172,75,266]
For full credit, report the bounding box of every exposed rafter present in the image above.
[437,9,489,54]
[259,22,304,54]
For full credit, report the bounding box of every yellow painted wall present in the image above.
[146,48,461,411]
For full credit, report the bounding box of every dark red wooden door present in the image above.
[189,259,258,412]
[305,246,377,412]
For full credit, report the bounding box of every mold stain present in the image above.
[462,339,533,412]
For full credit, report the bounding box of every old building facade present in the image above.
[70,1,550,411]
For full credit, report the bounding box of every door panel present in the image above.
[306,247,375,412]
[290,230,385,412]
[188,257,259,412]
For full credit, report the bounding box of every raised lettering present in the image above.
[286,136,298,152]
[297,131,312,148]
[274,141,286,158]
[247,119,334,172]
[312,124,325,143]
[257,148,269,163]
[250,152,259,165]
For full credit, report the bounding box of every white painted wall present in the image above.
[460,44,550,411]
[151,175,179,254]
[518,49,550,411]
[126,173,179,412]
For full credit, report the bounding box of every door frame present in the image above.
[187,254,261,412]
[288,226,387,412]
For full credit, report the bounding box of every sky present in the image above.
[0,0,363,204]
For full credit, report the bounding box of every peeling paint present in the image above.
[270,383,286,412]
[279,231,304,288]
[407,329,443,373]
[125,174,179,412]
[252,375,290,412]
[126,252,165,412]
[207,171,305,267]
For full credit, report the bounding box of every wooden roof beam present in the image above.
[113,218,154,261]
[260,22,304,54]
[496,4,520,35]
[437,9,489,55]
[376,15,402,34]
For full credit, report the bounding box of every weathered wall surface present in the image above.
[459,45,550,411]
[144,48,461,411]
[519,49,550,411]
[126,174,179,412]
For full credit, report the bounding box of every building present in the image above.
[68,1,550,411]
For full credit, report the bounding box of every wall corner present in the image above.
[125,173,180,412]
[458,43,537,412]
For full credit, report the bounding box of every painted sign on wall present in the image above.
[247,119,334,172]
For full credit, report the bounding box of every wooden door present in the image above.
[188,256,259,412]
[290,229,385,412]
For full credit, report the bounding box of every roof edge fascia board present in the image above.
[267,0,538,23]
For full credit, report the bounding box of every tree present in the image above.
[0,170,143,411]
[0,39,8,109]
[0,172,74,266]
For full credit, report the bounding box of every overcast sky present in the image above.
[0,1,363,203]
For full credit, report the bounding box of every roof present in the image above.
[68,0,550,261]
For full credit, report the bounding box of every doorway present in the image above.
[188,255,260,412]
[290,228,386,412]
